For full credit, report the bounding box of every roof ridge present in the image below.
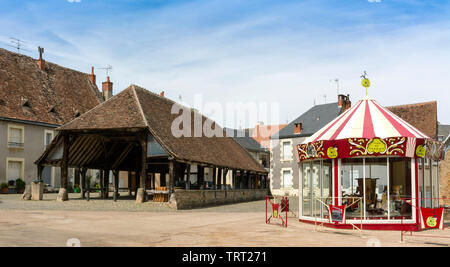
[130,85,149,127]
[56,86,134,130]
[387,100,437,108]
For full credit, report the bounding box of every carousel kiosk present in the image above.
[297,75,444,230]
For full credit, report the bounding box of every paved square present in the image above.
[0,193,449,247]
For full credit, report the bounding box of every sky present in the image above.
[0,0,449,128]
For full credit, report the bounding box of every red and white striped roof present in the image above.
[302,96,430,144]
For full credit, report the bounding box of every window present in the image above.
[44,130,54,149]
[6,159,24,184]
[282,141,292,160]
[8,125,24,148]
[282,169,292,188]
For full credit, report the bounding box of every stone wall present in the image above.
[174,189,268,210]
[439,151,450,207]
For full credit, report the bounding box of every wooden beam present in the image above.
[185,164,191,190]
[212,167,216,190]
[217,168,222,190]
[169,160,174,194]
[113,170,119,202]
[80,168,87,199]
[223,168,228,190]
[57,133,70,201]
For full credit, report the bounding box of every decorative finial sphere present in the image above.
[361,78,370,88]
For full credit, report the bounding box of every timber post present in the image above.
[169,160,174,195]
[212,167,216,190]
[217,168,222,190]
[136,132,147,203]
[128,171,132,196]
[223,168,228,190]
[103,169,110,199]
[80,168,87,199]
[113,170,119,202]
[185,164,191,190]
[57,133,70,202]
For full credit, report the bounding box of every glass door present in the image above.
[302,163,311,217]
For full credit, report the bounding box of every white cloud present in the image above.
[67,0,81,3]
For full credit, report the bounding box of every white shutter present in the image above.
[8,161,22,181]
[10,128,22,143]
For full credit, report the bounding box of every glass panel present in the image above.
[341,158,364,219]
[312,162,320,217]
[418,158,424,208]
[364,158,388,219]
[390,158,412,219]
[322,160,332,219]
[432,161,439,208]
[283,170,292,188]
[424,159,432,208]
[302,163,311,217]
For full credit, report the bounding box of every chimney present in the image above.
[160,91,165,97]
[338,94,346,107]
[37,46,45,71]
[90,67,96,85]
[102,76,113,101]
[294,123,302,134]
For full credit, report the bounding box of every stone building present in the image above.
[0,48,109,189]
[270,94,351,197]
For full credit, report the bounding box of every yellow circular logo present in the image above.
[327,147,338,158]
[273,210,278,218]
[426,216,437,227]
[361,78,371,88]
[416,145,426,158]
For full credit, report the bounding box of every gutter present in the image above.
[0,117,60,128]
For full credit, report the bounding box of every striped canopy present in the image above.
[297,96,435,162]
[303,96,429,144]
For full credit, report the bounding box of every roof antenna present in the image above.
[98,65,113,77]
[330,78,339,96]
[8,37,30,54]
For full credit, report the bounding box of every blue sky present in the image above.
[1,0,449,127]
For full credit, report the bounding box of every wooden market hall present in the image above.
[35,85,268,205]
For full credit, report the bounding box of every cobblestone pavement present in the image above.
[0,193,449,247]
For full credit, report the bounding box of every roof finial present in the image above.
[361,71,370,96]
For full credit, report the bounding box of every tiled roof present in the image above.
[58,85,267,173]
[387,101,437,139]
[275,102,342,139]
[0,48,103,126]
[224,128,266,152]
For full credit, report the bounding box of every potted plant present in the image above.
[73,184,80,193]
[0,183,8,194]
[15,179,25,194]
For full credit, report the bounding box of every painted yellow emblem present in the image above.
[426,216,437,227]
[361,78,370,88]
[273,210,278,218]
[367,138,387,154]
[327,147,338,158]
[416,145,426,158]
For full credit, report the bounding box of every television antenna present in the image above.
[8,37,30,54]
[330,78,339,96]
[98,65,113,76]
